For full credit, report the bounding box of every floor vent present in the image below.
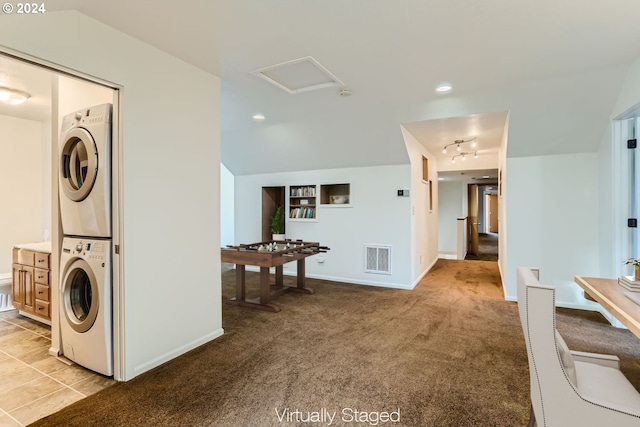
[364,245,392,275]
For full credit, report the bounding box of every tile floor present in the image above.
[0,310,116,426]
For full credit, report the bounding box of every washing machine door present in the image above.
[60,127,98,202]
[62,259,99,333]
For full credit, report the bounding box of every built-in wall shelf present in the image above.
[320,183,351,207]
[289,185,316,220]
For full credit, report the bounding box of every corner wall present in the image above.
[402,128,439,285]
[0,11,223,380]
[505,153,599,307]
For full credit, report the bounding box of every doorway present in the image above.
[0,49,122,378]
[466,183,499,261]
[261,186,285,241]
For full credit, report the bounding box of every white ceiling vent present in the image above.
[251,56,344,94]
[364,245,392,275]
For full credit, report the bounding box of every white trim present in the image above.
[410,256,439,289]
[243,266,413,290]
[133,328,224,376]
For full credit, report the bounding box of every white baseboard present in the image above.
[243,266,414,290]
[410,256,439,289]
[132,327,224,379]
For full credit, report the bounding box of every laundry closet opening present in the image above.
[0,50,122,378]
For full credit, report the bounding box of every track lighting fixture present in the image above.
[442,136,477,154]
[451,151,478,163]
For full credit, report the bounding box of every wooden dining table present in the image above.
[574,276,640,338]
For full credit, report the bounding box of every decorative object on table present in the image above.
[330,195,349,204]
[618,275,640,292]
[624,257,640,281]
[270,205,285,240]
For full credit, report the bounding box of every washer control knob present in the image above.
[75,112,82,121]
[76,244,83,252]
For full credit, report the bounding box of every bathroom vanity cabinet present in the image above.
[12,244,51,324]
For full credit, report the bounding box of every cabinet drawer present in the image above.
[35,283,50,302]
[34,252,50,269]
[34,300,50,318]
[17,250,35,266]
[34,268,49,285]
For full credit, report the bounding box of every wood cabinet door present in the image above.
[22,266,35,313]
[11,264,23,309]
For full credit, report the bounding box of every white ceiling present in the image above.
[0,56,51,122]
[17,1,640,175]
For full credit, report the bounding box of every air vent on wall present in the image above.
[364,245,392,275]
[251,56,344,94]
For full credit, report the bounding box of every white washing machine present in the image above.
[60,237,112,376]
[59,103,112,238]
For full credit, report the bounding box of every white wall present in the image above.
[0,115,45,273]
[437,181,464,254]
[0,11,223,380]
[505,153,599,307]
[402,128,439,285]
[600,56,640,278]
[220,163,235,247]
[234,165,413,288]
[498,118,508,294]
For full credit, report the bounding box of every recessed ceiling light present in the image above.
[482,175,490,179]
[438,177,445,181]
[435,83,452,94]
[252,113,266,121]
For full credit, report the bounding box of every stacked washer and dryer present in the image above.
[58,103,113,376]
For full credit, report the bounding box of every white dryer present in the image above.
[59,103,112,238]
[60,237,112,376]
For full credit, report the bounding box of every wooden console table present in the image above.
[574,276,640,338]
[221,240,329,312]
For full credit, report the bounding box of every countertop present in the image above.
[13,242,52,253]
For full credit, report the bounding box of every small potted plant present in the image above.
[624,257,640,281]
[270,206,285,241]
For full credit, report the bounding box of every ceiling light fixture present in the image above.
[442,136,477,154]
[252,113,266,121]
[451,151,478,163]
[0,86,30,105]
[435,83,452,94]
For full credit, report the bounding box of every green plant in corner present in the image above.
[270,206,285,235]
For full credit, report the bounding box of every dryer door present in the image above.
[61,259,99,333]
[60,127,98,202]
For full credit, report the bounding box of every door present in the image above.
[468,184,479,256]
[60,127,98,202]
[12,264,23,309]
[62,259,99,333]
[488,195,499,233]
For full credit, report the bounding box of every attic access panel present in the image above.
[251,56,344,94]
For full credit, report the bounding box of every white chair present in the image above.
[516,267,640,427]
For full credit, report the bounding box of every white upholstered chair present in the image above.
[516,267,640,427]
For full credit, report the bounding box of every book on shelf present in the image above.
[288,206,315,219]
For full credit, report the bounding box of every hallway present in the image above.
[465,232,498,261]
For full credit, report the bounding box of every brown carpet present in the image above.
[464,233,498,262]
[31,260,640,426]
